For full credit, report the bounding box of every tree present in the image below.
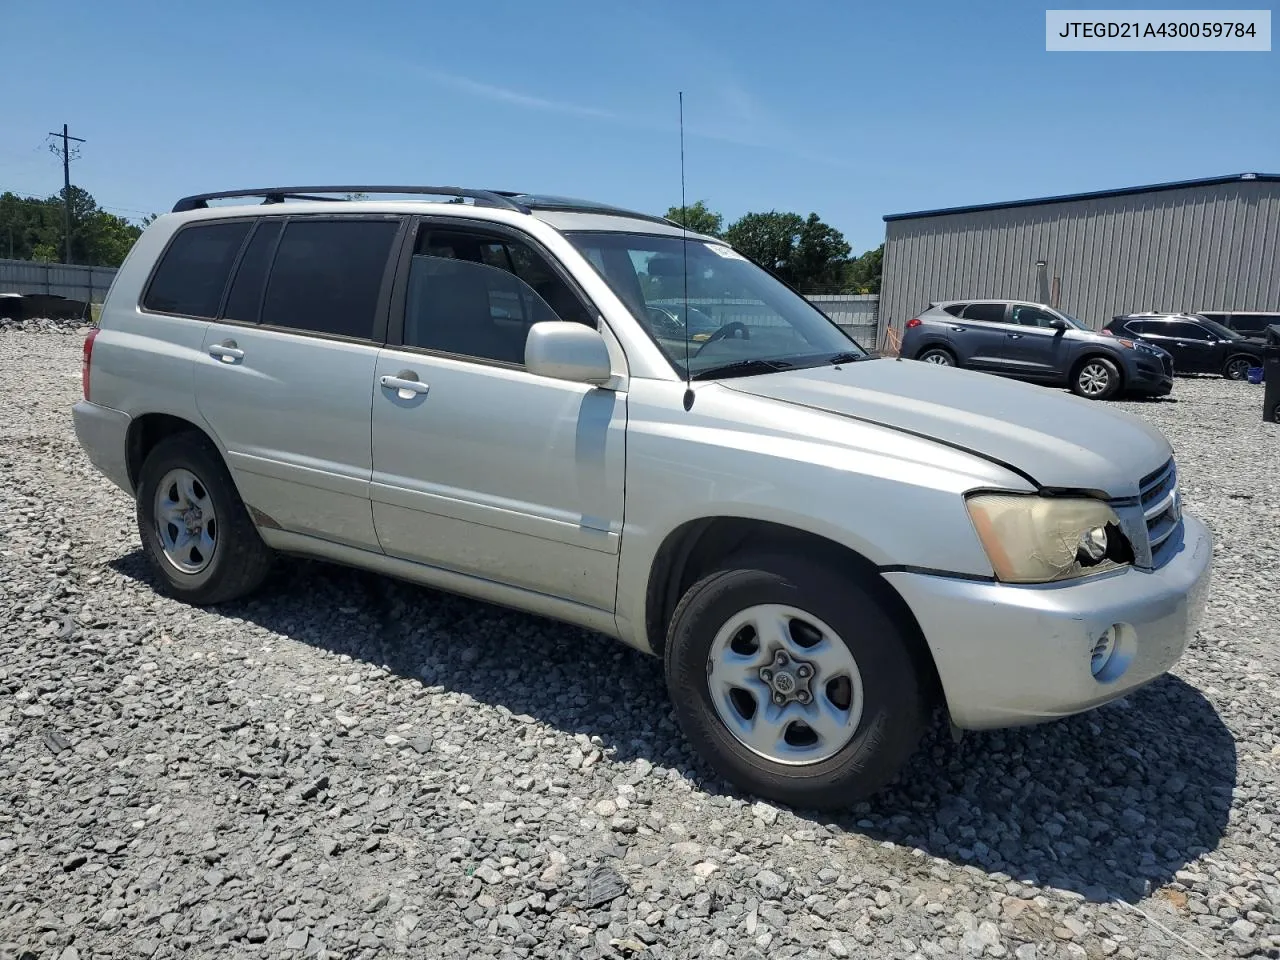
[664,200,723,236]
[842,243,884,294]
[0,186,150,266]
[722,211,852,292]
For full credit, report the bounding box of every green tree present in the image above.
[842,243,883,294]
[722,211,852,292]
[0,186,148,266]
[664,200,723,236]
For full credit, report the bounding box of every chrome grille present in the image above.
[1139,458,1181,563]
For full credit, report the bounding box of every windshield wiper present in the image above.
[691,358,796,381]
[826,351,869,365]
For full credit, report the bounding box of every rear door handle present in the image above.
[208,340,244,363]
[1008,333,1023,340]
[948,325,966,332]
[380,373,430,397]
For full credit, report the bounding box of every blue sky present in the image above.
[3,0,1276,252]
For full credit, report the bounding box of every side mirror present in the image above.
[1049,317,1068,330]
[525,322,613,385]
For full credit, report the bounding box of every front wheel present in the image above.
[663,553,928,810]
[1223,356,1253,380]
[917,347,955,366]
[1072,357,1121,400]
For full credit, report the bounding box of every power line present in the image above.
[47,123,86,264]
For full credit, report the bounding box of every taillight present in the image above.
[82,327,99,400]
[906,318,922,329]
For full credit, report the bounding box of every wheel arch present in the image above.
[643,516,946,710]
[125,413,241,501]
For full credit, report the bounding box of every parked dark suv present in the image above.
[1103,312,1266,379]
[1193,310,1280,337]
[900,299,1174,400]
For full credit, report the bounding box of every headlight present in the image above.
[965,494,1132,583]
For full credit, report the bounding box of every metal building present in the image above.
[878,172,1280,335]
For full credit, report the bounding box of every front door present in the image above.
[369,218,626,612]
[194,214,404,550]
[1003,303,1068,379]
[1158,320,1218,373]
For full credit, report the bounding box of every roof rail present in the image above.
[171,185,532,214]
[488,191,686,229]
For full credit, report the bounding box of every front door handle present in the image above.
[380,372,430,398]
[208,340,244,363]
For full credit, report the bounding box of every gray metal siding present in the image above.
[880,181,1280,332]
[0,258,119,304]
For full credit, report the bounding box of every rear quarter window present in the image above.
[942,303,967,317]
[142,221,252,318]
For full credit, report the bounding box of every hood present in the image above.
[721,359,1172,498]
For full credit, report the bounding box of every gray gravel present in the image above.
[2,328,1278,960]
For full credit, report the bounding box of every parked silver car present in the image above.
[73,186,1214,809]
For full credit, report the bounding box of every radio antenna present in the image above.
[679,91,694,411]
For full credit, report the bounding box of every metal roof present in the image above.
[883,172,1280,222]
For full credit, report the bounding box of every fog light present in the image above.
[1090,626,1117,677]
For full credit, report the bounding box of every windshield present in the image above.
[564,231,867,379]
[1193,315,1245,340]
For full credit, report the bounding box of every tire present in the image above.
[135,431,273,605]
[917,347,956,367]
[1223,356,1254,381]
[1071,356,1121,400]
[663,552,927,810]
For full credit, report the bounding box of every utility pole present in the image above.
[47,123,86,264]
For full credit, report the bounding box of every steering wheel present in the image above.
[693,321,750,355]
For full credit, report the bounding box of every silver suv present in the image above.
[73,185,1214,809]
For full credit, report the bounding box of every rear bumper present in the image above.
[72,400,134,496]
[883,513,1213,730]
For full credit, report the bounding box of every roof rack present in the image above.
[171,185,532,214]
[489,192,684,229]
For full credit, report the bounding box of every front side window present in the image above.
[1170,321,1213,340]
[143,221,251,318]
[400,225,590,365]
[961,302,1008,324]
[1190,316,1244,340]
[1010,304,1059,327]
[260,218,399,339]
[564,231,863,379]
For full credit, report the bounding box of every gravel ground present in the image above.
[2,328,1278,960]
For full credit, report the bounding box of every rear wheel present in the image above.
[663,552,927,810]
[136,432,274,604]
[1072,357,1121,400]
[917,347,956,367]
[1223,356,1253,380]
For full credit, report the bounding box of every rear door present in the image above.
[193,214,405,550]
[1002,303,1069,379]
[955,301,1014,370]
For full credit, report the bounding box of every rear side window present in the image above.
[260,219,399,339]
[223,219,283,323]
[961,302,1007,323]
[1232,314,1277,333]
[942,303,967,316]
[143,221,251,318]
